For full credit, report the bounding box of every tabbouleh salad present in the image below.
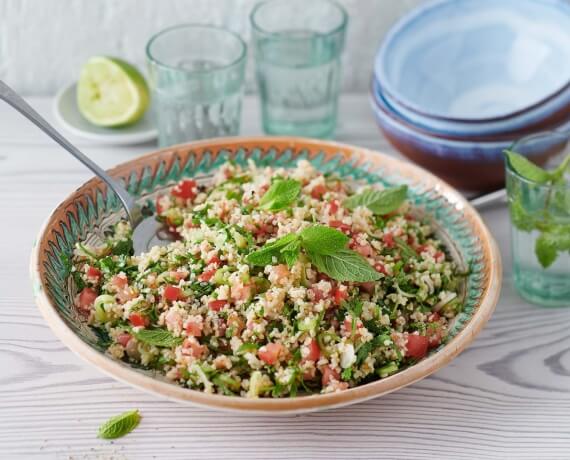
[70,160,465,397]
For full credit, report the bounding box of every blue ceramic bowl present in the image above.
[374,0,570,132]
[370,83,569,191]
[372,78,570,139]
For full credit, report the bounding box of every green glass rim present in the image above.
[250,0,348,37]
[145,23,247,75]
[506,129,570,187]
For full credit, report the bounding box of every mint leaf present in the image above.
[343,185,408,215]
[299,224,349,255]
[133,328,183,347]
[309,249,380,282]
[504,150,551,184]
[98,410,141,440]
[551,154,570,182]
[509,199,535,232]
[259,179,301,211]
[246,234,299,266]
[281,239,301,267]
[535,227,570,268]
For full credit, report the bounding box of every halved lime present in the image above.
[77,56,150,127]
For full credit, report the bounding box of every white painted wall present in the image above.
[0,0,424,95]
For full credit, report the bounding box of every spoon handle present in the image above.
[0,79,141,225]
[469,188,507,209]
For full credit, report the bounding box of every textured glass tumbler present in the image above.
[507,131,570,307]
[146,25,247,147]
[251,0,348,139]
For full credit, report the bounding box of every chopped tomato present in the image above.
[416,244,429,255]
[332,286,348,306]
[208,254,222,266]
[328,200,339,214]
[374,262,388,275]
[311,184,327,199]
[208,299,227,311]
[434,251,445,263]
[111,274,128,289]
[155,195,164,214]
[163,285,184,302]
[183,338,206,358]
[230,282,252,302]
[117,333,131,347]
[321,365,340,385]
[406,334,429,359]
[171,179,197,200]
[353,242,374,258]
[383,233,395,249]
[427,312,440,322]
[77,287,98,312]
[170,270,188,281]
[310,286,327,302]
[305,339,320,361]
[185,320,203,337]
[86,266,101,279]
[198,267,216,282]
[343,317,362,334]
[329,220,351,234]
[129,313,149,328]
[258,343,283,365]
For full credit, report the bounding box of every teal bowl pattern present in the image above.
[31,138,500,412]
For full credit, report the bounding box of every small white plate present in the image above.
[53,83,157,145]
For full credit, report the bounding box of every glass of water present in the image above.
[250,0,348,139]
[507,131,570,307]
[146,24,247,147]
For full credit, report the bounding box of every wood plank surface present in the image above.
[0,95,568,459]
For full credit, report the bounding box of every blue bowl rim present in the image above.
[370,77,570,143]
[375,0,570,124]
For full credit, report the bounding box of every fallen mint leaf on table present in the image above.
[343,185,407,215]
[98,410,141,440]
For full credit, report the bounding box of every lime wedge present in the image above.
[77,56,150,127]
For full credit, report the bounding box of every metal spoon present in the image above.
[469,188,507,209]
[0,79,172,254]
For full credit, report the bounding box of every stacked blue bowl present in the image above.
[371,0,570,192]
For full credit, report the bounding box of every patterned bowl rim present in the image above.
[30,136,502,414]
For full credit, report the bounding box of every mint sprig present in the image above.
[246,224,380,282]
[259,179,301,211]
[343,185,407,215]
[505,150,570,268]
[98,410,141,440]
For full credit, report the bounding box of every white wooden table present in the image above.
[1,95,569,460]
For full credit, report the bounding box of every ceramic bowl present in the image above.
[30,137,501,414]
[374,0,570,133]
[371,78,570,139]
[370,83,568,191]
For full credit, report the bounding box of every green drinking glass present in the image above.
[506,131,570,307]
[146,24,247,147]
[250,0,348,139]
